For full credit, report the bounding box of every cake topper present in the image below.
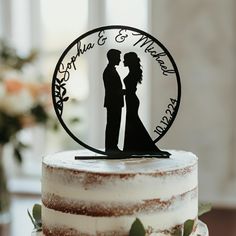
[52,25,181,159]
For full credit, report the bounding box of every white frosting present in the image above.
[42,150,197,200]
[42,168,197,201]
[42,150,199,235]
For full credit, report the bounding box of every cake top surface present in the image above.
[43,150,197,174]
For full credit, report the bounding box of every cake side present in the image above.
[42,150,198,236]
[33,220,208,236]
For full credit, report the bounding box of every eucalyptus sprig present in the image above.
[28,202,211,235]
[129,203,211,236]
[129,219,196,236]
[27,204,42,232]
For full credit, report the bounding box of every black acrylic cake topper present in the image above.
[52,25,181,159]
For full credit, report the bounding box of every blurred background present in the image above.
[0,0,235,235]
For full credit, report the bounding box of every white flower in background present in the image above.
[0,40,53,163]
[1,88,34,115]
[0,79,35,116]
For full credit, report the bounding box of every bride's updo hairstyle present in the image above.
[124,52,143,84]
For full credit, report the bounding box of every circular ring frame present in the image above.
[52,25,181,155]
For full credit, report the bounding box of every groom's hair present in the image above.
[107,49,121,62]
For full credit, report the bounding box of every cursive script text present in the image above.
[132,33,175,76]
[59,41,95,81]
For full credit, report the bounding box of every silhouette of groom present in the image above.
[103,49,124,153]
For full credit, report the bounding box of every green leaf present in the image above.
[183,219,194,236]
[27,209,37,228]
[198,203,212,217]
[129,218,146,236]
[32,204,42,225]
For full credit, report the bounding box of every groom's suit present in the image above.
[103,64,124,152]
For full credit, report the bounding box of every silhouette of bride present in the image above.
[123,52,161,154]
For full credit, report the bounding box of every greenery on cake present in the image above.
[128,203,211,236]
[28,203,211,235]
[129,218,146,236]
[27,204,42,232]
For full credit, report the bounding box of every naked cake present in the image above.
[41,150,208,236]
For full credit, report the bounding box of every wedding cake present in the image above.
[40,150,209,236]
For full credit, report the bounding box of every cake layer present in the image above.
[41,221,208,236]
[34,220,208,236]
[42,150,198,235]
[42,197,197,234]
[42,150,197,201]
[42,187,197,216]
